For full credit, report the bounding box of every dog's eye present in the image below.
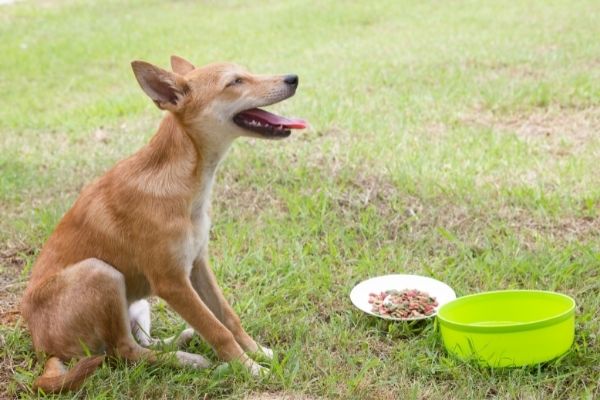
[226,77,243,87]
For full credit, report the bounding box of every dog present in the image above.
[20,55,307,393]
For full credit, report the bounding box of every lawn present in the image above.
[1,0,599,398]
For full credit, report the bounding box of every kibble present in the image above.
[368,289,438,318]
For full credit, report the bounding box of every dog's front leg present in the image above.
[152,273,264,375]
[190,257,271,357]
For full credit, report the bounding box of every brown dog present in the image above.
[20,55,307,393]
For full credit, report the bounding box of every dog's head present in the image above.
[131,56,307,140]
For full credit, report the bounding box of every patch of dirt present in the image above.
[462,59,544,80]
[0,242,32,327]
[0,242,33,269]
[245,393,322,400]
[331,170,599,249]
[420,121,449,139]
[213,125,357,218]
[214,138,600,249]
[459,106,600,155]
[214,175,288,217]
[0,243,31,398]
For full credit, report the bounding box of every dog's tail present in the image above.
[33,355,105,394]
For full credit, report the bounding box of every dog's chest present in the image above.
[190,211,210,257]
[175,208,210,275]
[177,172,215,271]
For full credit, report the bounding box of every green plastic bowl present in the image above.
[437,290,575,367]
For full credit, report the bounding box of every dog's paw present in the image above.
[176,328,196,347]
[259,345,274,360]
[248,360,269,377]
[241,355,269,377]
[138,336,161,348]
[175,351,211,369]
[163,328,196,348]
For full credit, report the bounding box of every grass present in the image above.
[1,0,599,398]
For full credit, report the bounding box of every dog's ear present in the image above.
[131,60,189,111]
[170,55,195,75]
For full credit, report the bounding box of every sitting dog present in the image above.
[20,55,307,393]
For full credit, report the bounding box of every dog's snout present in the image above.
[283,74,299,87]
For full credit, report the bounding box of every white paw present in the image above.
[248,361,269,377]
[163,328,196,347]
[259,345,274,360]
[139,336,160,348]
[176,328,196,346]
[175,351,211,369]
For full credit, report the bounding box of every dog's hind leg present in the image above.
[27,258,209,392]
[80,264,210,369]
[26,258,153,392]
[119,304,209,369]
[125,299,209,368]
[162,327,196,348]
[129,300,196,349]
[129,300,159,347]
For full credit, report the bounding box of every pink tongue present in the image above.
[240,108,308,129]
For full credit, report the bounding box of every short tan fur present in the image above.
[21,56,302,393]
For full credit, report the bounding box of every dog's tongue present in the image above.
[240,108,308,129]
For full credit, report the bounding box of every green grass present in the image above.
[1,0,599,398]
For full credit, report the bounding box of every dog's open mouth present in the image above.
[233,108,307,138]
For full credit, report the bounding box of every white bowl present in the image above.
[350,274,457,321]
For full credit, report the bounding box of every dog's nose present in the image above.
[284,74,299,87]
